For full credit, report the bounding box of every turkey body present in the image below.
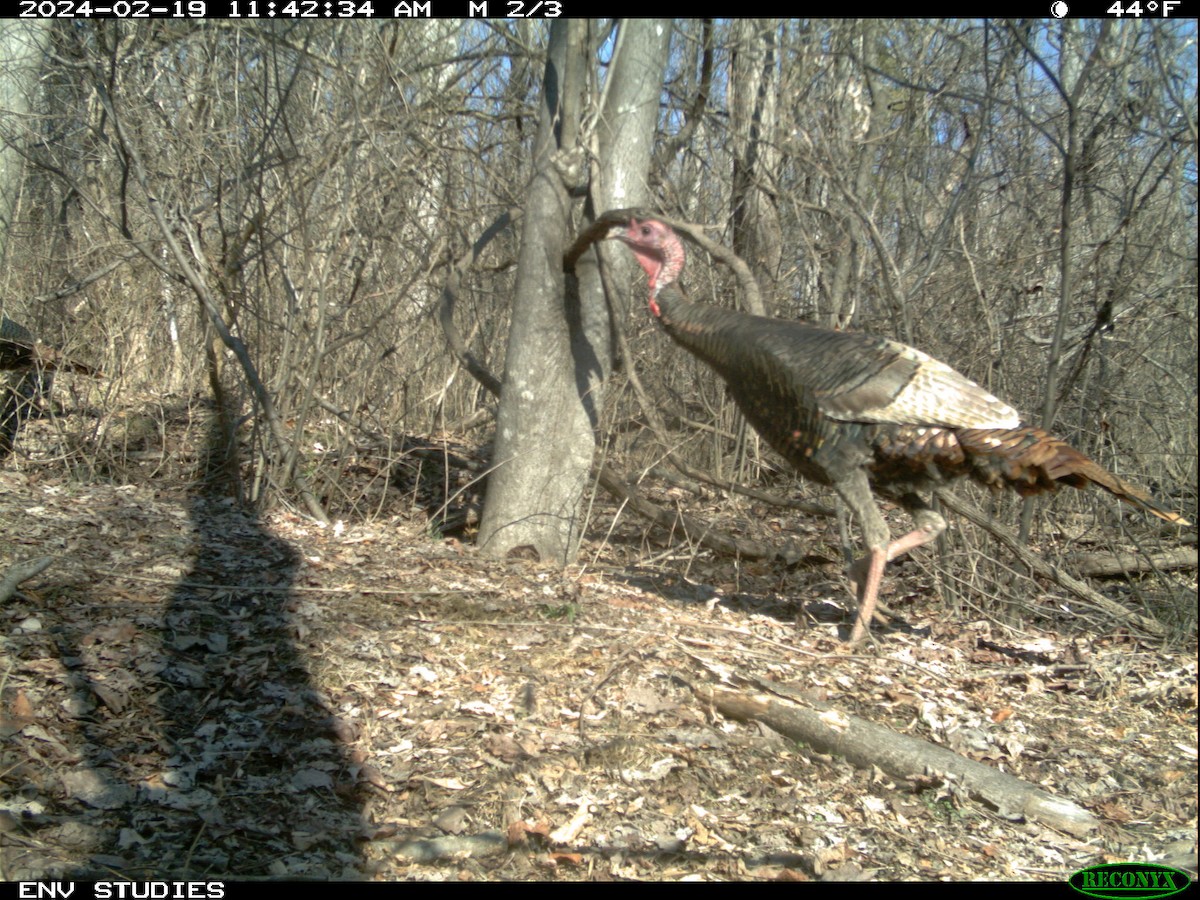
[1,315,39,371]
[655,296,1001,490]
[608,215,1188,642]
[1,315,97,375]
[1,315,98,458]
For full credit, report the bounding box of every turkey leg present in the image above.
[840,480,946,642]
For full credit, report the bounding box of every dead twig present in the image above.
[0,556,54,605]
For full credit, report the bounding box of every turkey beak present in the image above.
[605,224,633,245]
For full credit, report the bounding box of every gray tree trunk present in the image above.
[478,20,669,563]
[478,21,594,563]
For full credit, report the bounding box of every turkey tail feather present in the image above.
[959,427,1189,526]
[1063,455,1189,526]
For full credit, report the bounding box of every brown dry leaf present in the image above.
[485,733,527,763]
[1095,801,1135,823]
[774,868,811,882]
[89,682,128,713]
[10,689,35,720]
[434,806,468,834]
[506,820,531,846]
[548,801,591,844]
[358,764,388,790]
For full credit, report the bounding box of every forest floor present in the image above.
[0,418,1196,883]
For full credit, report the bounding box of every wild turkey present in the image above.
[607,215,1189,643]
[1,315,98,375]
[1,315,98,459]
[0,369,49,459]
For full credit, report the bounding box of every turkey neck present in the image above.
[651,285,821,387]
[651,285,763,371]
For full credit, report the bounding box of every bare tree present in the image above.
[477,20,669,562]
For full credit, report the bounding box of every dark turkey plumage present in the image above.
[1,315,98,375]
[608,216,1188,643]
[1,315,99,459]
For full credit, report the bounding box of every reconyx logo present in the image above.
[1069,863,1191,899]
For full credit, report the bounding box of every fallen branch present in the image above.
[691,676,1100,837]
[0,556,54,605]
[389,832,508,863]
[1067,547,1196,578]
